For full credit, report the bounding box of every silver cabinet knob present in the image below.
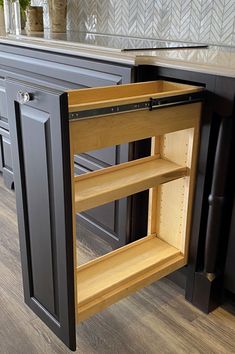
[17,91,32,105]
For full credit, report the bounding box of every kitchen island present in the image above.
[0,31,235,349]
[1,31,235,77]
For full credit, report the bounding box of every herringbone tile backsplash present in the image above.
[32,0,235,46]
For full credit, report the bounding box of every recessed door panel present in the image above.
[6,78,76,351]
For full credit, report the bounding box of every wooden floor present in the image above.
[1,176,235,354]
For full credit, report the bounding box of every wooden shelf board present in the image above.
[76,236,185,322]
[74,156,188,213]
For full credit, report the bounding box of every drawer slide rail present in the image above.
[69,92,203,121]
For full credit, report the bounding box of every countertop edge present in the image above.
[135,55,235,78]
[0,36,137,66]
[1,36,235,79]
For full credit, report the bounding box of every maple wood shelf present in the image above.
[74,156,188,213]
[76,235,185,322]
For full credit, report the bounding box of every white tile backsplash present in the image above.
[31,0,235,46]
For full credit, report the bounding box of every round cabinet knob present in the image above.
[17,91,32,105]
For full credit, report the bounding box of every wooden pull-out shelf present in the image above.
[76,235,185,322]
[67,80,202,326]
[68,80,202,113]
[9,77,203,351]
[74,156,188,213]
[68,81,202,154]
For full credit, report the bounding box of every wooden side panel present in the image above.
[148,136,160,235]
[6,79,76,351]
[156,130,192,252]
[70,103,200,154]
[156,120,200,255]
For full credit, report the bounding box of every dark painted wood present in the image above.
[0,43,133,84]
[2,176,235,354]
[20,107,56,313]
[6,78,76,350]
[192,77,235,311]
[223,78,235,296]
[2,41,235,315]
[191,115,234,313]
[136,65,235,312]
[225,193,235,294]
[0,44,132,87]
[0,126,14,189]
[0,116,9,130]
[0,127,13,171]
[84,147,117,166]
[204,116,233,273]
[0,77,12,187]
[0,50,134,248]
[0,82,8,119]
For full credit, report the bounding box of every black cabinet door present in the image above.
[6,78,76,350]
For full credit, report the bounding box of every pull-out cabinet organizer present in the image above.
[7,79,203,350]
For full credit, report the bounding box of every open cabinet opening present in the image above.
[67,80,202,324]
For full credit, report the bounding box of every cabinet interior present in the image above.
[67,81,202,323]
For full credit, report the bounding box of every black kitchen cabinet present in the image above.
[0,44,135,247]
[6,77,204,350]
[137,66,235,313]
[1,40,235,328]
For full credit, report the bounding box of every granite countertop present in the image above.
[0,31,235,78]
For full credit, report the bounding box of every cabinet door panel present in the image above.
[6,78,76,350]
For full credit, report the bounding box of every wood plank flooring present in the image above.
[0,176,235,354]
